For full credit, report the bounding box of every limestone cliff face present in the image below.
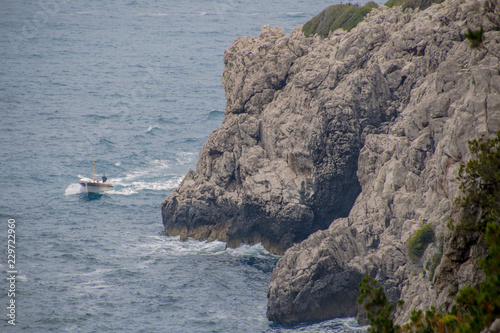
[266,0,500,324]
[162,23,397,254]
[160,0,500,324]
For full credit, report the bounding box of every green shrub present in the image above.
[302,2,378,38]
[457,131,500,230]
[384,0,443,10]
[407,224,435,260]
[464,27,484,49]
[384,0,407,8]
[357,275,398,333]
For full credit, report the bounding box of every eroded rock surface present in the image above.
[162,23,397,254]
[267,0,500,324]
[161,0,500,324]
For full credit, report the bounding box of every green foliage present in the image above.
[401,307,460,332]
[358,275,398,333]
[407,224,435,260]
[383,0,443,10]
[465,0,500,59]
[457,131,500,231]
[455,221,500,332]
[403,0,443,10]
[384,0,407,8]
[464,27,484,49]
[302,2,378,38]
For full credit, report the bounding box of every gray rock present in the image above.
[266,0,500,324]
[159,0,500,325]
[162,22,395,254]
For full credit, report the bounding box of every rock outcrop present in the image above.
[160,0,500,324]
[161,22,397,254]
[267,0,500,324]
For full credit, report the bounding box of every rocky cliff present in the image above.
[266,0,500,325]
[161,0,500,325]
[161,22,395,254]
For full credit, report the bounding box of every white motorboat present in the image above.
[79,180,113,194]
[79,157,113,194]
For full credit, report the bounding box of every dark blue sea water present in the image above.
[1,1,373,332]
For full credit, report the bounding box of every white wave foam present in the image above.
[136,235,274,260]
[146,125,159,133]
[107,177,183,195]
[343,318,369,331]
[77,175,93,182]
[16,274,28,282]
[108,187,138,196]
[109,169,149,183]
[65,183,84,195]
[111,159,171,183]
[130,179,182,191]
[226,243,271,258]
[132,235,226,257]
[75,280,111,294]
[286,12,305,17]
[149,158,170,169]
[79,268,114,277]
[71,158,183,196]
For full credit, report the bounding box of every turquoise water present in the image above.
[0,0,371,331]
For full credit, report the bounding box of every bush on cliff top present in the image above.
[302,2,378,38]
[384,0,443,10]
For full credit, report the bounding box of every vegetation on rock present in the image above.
[407,224,435,260]
[384,0,407,8]
[464,27,484,49]
[463,0,500,55]
[457,131,500,231]
[358,131,500,332]
[358,276,398,333]
[384,0,443,10]
[302,2,378,38]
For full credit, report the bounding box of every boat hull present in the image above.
[79,182,113,194]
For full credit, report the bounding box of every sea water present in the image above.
[0,0,372,332]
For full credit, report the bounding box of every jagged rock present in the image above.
[162,22,395,254]
[160,0,500,325]
[266,0,500,324]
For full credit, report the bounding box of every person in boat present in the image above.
[102,174,107,183]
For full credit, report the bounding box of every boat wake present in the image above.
[65,183,85,195]
[65,161,184,196]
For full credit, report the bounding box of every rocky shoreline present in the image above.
[162,0,500,325]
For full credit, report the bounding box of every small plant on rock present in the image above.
[407,224,435,260]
